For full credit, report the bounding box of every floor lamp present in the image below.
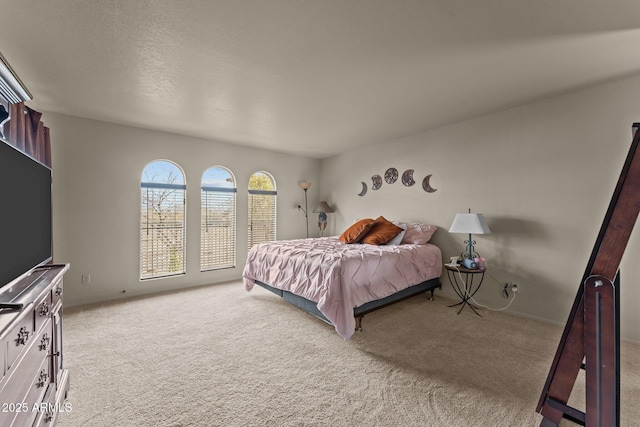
[297,181,312,237]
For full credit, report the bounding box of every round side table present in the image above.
[444,264,486,316]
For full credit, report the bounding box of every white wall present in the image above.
[45,74,640,342]
[47,113,321,307]
[321,74,640,342]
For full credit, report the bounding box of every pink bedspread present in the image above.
[243,237,442,339]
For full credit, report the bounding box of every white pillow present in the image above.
[387,222,407,245]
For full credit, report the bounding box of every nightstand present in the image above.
[444,263,486,316]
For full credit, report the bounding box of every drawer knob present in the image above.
[17,327,29,345]
[37,369,49,387]
[40,333,51,351]
[39,301,50,317]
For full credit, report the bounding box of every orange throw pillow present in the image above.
[339,218,375,243]
[360,216,403,245]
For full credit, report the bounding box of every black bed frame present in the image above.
[254,277,441,333]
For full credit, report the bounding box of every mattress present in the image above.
[243,236,442,339]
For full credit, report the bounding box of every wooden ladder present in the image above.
[537,123,640,426]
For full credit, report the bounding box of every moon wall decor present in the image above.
[358,169,437,196]
[401,169,416,186]
[371,174,383,190]
[384,168,398,184]
[358,181,368,196]
[422,174,437,193]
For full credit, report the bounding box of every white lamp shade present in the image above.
[448,213,491,234]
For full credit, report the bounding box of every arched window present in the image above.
[248,171,277,249]
[140,160,186,280]
[201,166,236,271]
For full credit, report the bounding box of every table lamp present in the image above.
[448,209,491,268]
[313,201,335,236]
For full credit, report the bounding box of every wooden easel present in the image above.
[537,123,640,426]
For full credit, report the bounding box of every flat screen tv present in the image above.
[0,138,52,290]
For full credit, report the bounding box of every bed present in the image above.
[243,222,443,339]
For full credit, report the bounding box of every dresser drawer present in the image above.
[32,384,58,427]
[0,339,5,379]
[0,319,52,403]
[6,312,34,370]
[35,291,53,334]
[51,279,63,310]
[8,355,51,427]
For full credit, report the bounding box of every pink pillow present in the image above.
[401,223,437,245]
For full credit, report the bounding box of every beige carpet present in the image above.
[56,281,639,427]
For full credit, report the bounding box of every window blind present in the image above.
[140,182,186,279]
[201,186,236,271]
[247,189,277,250]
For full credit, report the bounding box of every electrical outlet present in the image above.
[81,274,91,284]
[501,282,519,298]
[502,283,510,299]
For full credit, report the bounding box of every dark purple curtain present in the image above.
[3,101,51,167]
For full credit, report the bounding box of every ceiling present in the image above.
[2,1,640,159]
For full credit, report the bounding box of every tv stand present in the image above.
[0,263,70,426]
